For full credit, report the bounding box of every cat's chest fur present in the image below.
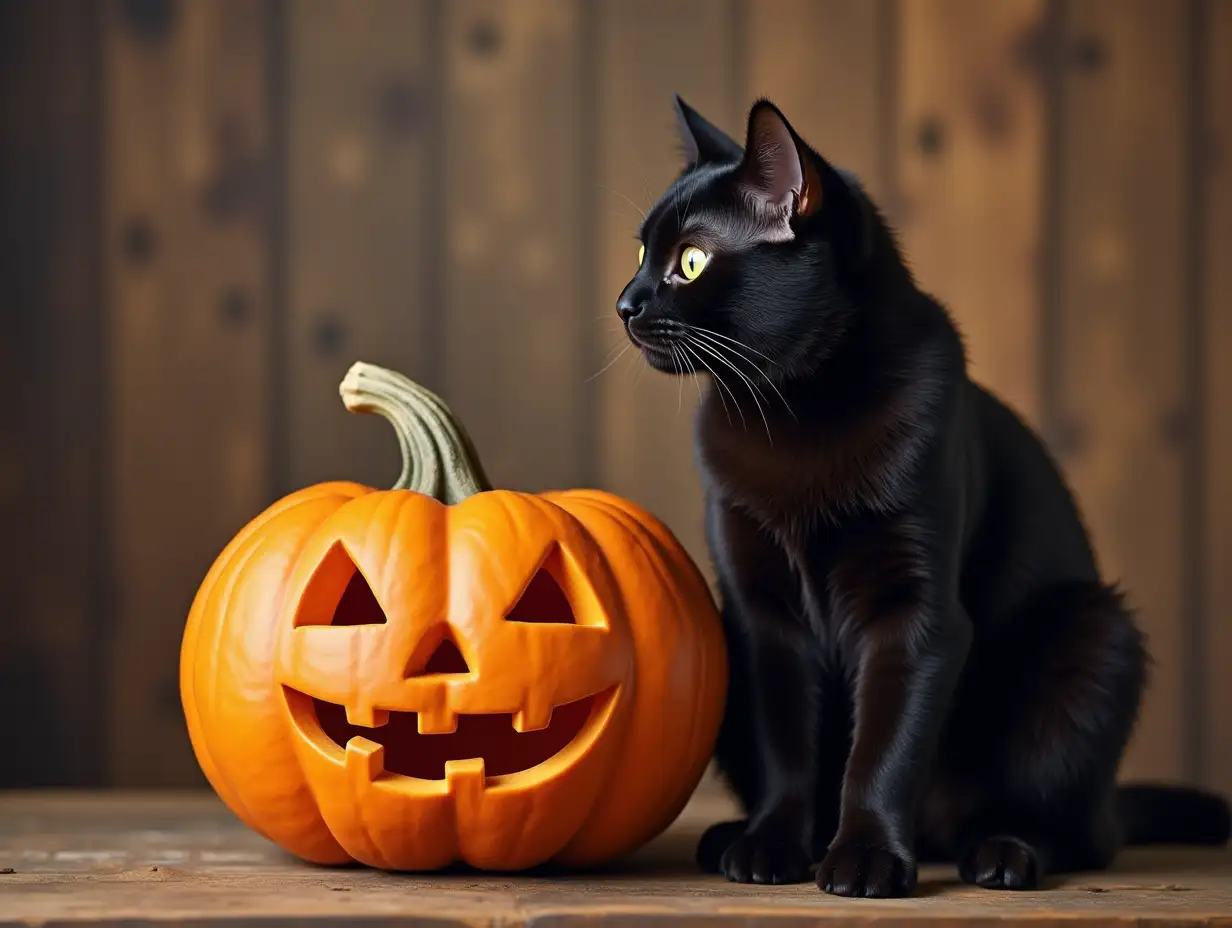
[695,383,932,527]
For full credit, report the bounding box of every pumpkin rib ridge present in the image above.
[542,490,726,865]
[201,519,305,836]
[187,489,364,854]
[589,497,724,838]
[183,483,368,803]
[346,759,394,870]
[549,494,674,855]
[182,487,355,822]
[190,512,300,832]
[603,494,725,836]
[541,493,666,862]
[222,499,361,859]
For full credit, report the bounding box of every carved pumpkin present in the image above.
[180,363,727,871]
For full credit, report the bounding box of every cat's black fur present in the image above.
[615,97,1231,898]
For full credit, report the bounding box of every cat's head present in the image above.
[616,96,883,382]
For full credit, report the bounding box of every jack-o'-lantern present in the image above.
[180,363,727,871]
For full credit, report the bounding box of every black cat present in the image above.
[614,96,1230,898]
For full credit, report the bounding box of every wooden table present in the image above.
[2,787,1231,926]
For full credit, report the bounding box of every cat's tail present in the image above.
[1116,783,1231,846]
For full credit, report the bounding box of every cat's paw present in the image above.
[817,843,917,898]
[959,836,1041,890]
[696,820,747,874]
[719,829,812,885]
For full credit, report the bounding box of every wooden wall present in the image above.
[2,0,1229,794]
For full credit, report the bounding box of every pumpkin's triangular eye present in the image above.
[294,541,387,627]
[507,546,576,625]
[332,568,386,626]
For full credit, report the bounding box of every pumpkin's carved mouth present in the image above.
[309,689,599,781]
[287,637,616,782]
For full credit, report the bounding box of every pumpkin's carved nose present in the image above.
[418,636,470,676]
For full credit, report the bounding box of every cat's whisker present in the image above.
[597,336,629,362]
[683,339,743,431]
[688,337,772,443]
[688,354,704,403]
[684,327,797,421]
[599,184,647,222]
[682,342,736,428]
[587,343,632,382]
[671,344,686,414]
[680,182,696,228]
[632,349,647,388]
[634,156,654,214]
[685,332,774,411]
[622,344,642,384]
[683,323,781,367]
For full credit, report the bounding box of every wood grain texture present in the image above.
[2,788,1232,925]
[1201,0,1232,797]
[594,0,740,573]
[103,0,273,787]
[1054,0,1189,781]
[745,0,887,199]
[284,0,434,492]
[897,0,1047,427]
[441,0,587,494]
[0,0,105,787]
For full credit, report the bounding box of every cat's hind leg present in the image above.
[947,581,1146,889]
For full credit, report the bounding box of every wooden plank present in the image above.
[897,0,1047,426]
[745,0,887,199]
[284,0,434,492]
[1054,0,1189,781]
[1201,0,1232,797]
[0,0,105,787]
[440,0,587,494]
[103,0,273,787]
[595,0,740,570]
[3,788,1232,925]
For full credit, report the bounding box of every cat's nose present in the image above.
[616,294,646,323]
[616,281,650,323]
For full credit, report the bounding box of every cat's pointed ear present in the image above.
[739,100,823,224]
[674,94,743,168]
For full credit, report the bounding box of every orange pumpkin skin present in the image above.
[181,376,727,872]
[180,480,370,865]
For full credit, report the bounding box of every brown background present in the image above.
[0,0,1229,798]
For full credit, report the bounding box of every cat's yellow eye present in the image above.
[679,245,709,281]
[638,244,645,266]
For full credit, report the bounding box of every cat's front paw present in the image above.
[719,828,812,885]
[817,843,917,898]
[959,836,1041,890]
[696,819,747,874]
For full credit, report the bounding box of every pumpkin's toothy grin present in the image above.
[304,691,602,780]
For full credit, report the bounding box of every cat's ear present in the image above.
[738,100,823,226]
[674,94,743,168]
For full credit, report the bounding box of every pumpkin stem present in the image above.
[338,362,494,503]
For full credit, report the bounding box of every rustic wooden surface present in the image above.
[1,788,1231,926]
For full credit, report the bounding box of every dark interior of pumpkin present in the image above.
[311,549,596,779]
